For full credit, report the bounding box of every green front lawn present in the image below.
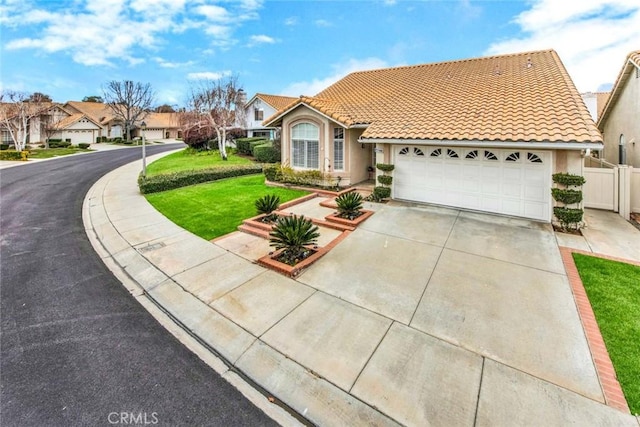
[145,175,308,240]
[28,147,93,159]
[146,148,252,177]
[573,253,640,413]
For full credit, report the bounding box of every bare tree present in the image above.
[186,76,246,160]
[102,81,154,141]
[0,90,46,151]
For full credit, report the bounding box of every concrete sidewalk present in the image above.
[84,154,639,426]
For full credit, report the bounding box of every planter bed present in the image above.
[258,231,351,277]
[324,209,375,227]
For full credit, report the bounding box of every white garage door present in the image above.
[144,129,164,141]
[394,146,552,221]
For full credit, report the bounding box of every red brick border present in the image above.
[559,246,631,412]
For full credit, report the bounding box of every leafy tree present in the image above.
[155,104,175,113]
[102,80,154,140]
[27,92,52,102]
[82,95,104,103]
[185,76,246,160]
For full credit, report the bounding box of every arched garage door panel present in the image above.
[394,146,551,221]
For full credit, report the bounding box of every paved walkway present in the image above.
[84,153,639,426]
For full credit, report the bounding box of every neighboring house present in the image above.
[133,112,181,140]
[0,101,57,145]
[265,49,603,222]
[581,91,609,122]
[597,50,640,167]
[245,93,297,139]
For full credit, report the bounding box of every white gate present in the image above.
[584,164,639,219]
[584,168,617,210]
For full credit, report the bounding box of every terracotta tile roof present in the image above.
[0,102,57,119]
[141,112,179,128]
[267,49,601,143]
[595,92,610,118]
[51,113,85,129]
[597,50,640,129]
[65,101,114,124]
[256,93,298,111]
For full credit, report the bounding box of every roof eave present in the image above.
[597,54,639,128]
[357,138,604,151]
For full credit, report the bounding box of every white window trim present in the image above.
[333,128,345,171]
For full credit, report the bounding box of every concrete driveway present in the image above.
[87,156,637,426]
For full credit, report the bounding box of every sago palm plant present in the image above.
[335,191,363,219]
[269,215,320,264]
[255,194,281,222]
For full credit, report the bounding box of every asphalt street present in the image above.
[0,147,278,426]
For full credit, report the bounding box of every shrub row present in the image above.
[0,150,28,161]
[262,163,328,186]
[253,142,280,163]
[236,137,268,155]
[78,143,91,149]
[49,141,72,148]
[138,164,263,194]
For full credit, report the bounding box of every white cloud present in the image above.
[486,0,640,91]
[187,71,232,81]
[195,4,231,22]
[315,19,332,28]
[3,0,263,67]
[284,16,298,26]
[153,57,195,68]
[281,57,390,96]
[248,34,277,46]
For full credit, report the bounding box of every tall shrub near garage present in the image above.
[373,163,394,201]
[552,172,586,231]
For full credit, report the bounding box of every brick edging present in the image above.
[559,247,630,412]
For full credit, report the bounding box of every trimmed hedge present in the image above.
[551,188,583,205]
[553,207,584,229]
[552,173,586,187]
[253,142,280,163]
[0,150,28,161]
[78,143,91,149]
[138,164,263,194]
[0,144,9,150]
[376,163,395,172]
[49,141,72,148]
[263,163,279,181]
[377,175,393,186]
[236,137,267,155]
[373,186,391,200]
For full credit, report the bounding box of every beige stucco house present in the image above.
[597,50,640,167]
[265,49,603,222]
[1,100,181,146]
[244,93,297,139]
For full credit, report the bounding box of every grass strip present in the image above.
[573,253,640,414]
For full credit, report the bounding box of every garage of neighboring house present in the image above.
[393,145,552,221]
[143,128,164,141]
[66,130,95,144]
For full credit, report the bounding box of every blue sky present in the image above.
[1,0,638,107]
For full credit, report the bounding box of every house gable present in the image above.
[596,50,640,166]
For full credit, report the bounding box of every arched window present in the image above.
[291,123,319,169]
[619,134,626,165]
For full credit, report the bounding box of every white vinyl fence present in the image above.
[584,162,639,219]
